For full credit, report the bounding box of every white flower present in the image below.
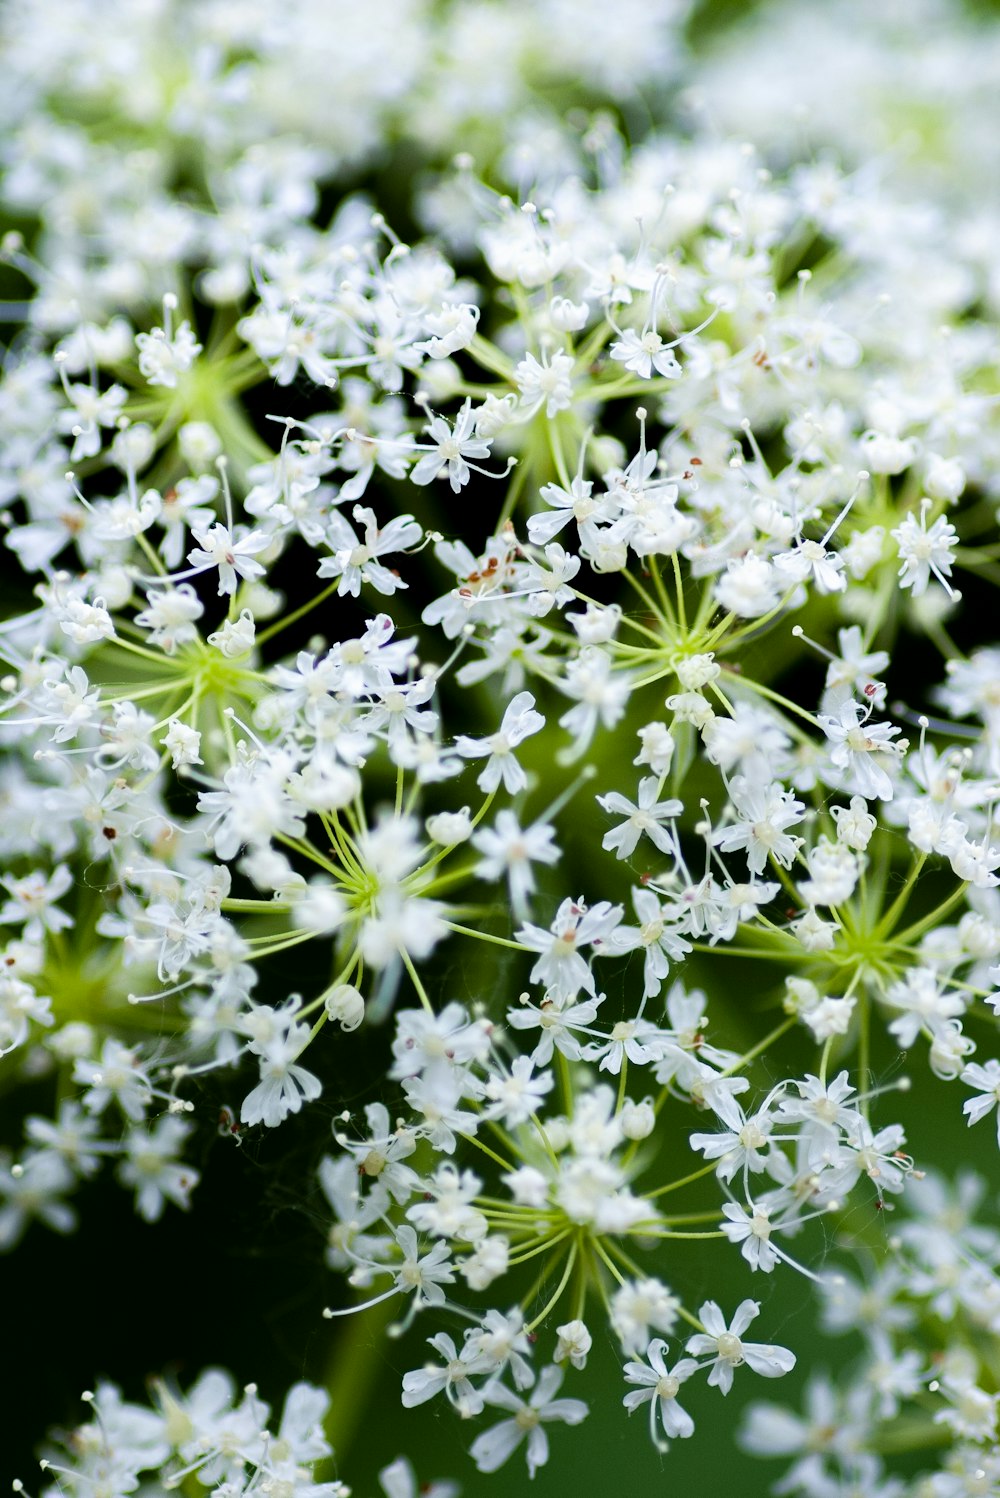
[136,318,202,388]
[623,1340,698,1448]
[690,1110,774,1184]
[960,1059,1000,1144]
[379,1456,458,1498]
[414,302,480,359]
[406,1162,488,1242]
[241,1020,322,1128]
[117,1116,199,1222]
[73,1040,152,1122]
[596,778,682,860]
[831,795,877,850]
[0,864,74,943]
[135,584,204,652]
[711,778,805,876]
[410,399,496,491]
[885,968,964,1049]
[469,1366,588,1477]
[58,594,116,643]
[634,722,676,777]
[720,1201,779,1272]
[685,1299,796,1393]
[455,691,545,794]
[773,536,846,594]
[0,1151,76,1248]
[892,501,959,597]
[819,699,906,802]
[401,1332,489,1417]
[207,608,256,658]
[186,522,270,596]
[933,1376,999,1442]
[609,328,681,380]
[515,349,574,417]
[611,1278,680,1355]
[319,506,422,597]
[516,897,624,1001]
[714,554,782,618]
[464,1308,535,1390]
[459,1235,509,1291]
[162,719,203,769]
[555,1319,592,1370]
[483,1056,554,1127]
[472,811,560,916]
[0,976,52,1060]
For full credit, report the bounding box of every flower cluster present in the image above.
[3,0,1000,1492]
[24,1375,452,1498]
[740,1170,1000,1495]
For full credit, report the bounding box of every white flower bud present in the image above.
[909,589,960,629]
[543,1117,570,1152]
[666,690,716,730]
[634,722,675,776]
[549,296,590,332]
[674,652,720,690]
[46,1021,95,1059]
[178,421,222,470]
[474,392,518,439]
[162,719,202,769]
[555,1318,592,1368]
[802,995,855,1041]
[799,838,859,906]
[426,808,472,845]
[241,582,284,620]
[621,1097,655,1140]
[715,553,781,618]
[784,977,820,1017]
[569,602,621,644]
[325,984,365,1032]
[589,434,625,472]
[95,566,134,611]
[298,883,346,934]
[928,1020,974,1080]
[861,430,918,475]
[59,596,115,643]
[842,525,885,580]
[958,911,1000,961]
[459,1234,509,1290]
[502,1164,550,1207]
[831,795,877,850]
[587,538,628,573]
[924,453,965,503]
[136,318,202,388]
[111,422,156,472]
[793,908,837,952]
[208,609,256,658]
[201,262,249,304]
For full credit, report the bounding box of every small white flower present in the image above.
[892,500,959,597]
[623,1339,698,1448]
[685,1299,796,1394]
[960,1058,1000,1144]
[469,1366,588,1477]
[515,349,574,417]
[455,691,545,794]
[186,523,270,597]
[555,1319,592,1370]
[596,778,682,860]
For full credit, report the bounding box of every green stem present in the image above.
[320,1293,397,1468]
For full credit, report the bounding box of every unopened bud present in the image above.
[621,1097,655,1140]
[325,985,365,1032]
